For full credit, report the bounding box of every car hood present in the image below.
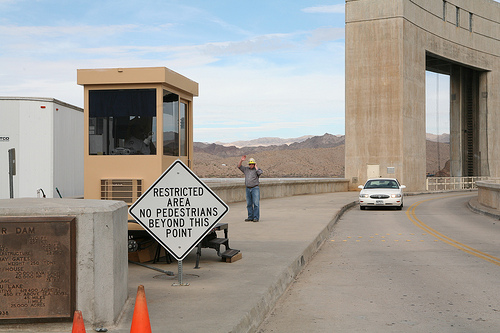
[360,188,403,194]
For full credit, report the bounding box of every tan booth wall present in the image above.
[77,67,198,202]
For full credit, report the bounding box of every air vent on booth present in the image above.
[101,179,143,206]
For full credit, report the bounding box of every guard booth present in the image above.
[77,67,199,205]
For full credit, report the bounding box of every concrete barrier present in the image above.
[476,180,500,210]
[0,198,128,327]
[202,178,350,203]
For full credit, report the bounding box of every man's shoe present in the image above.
[253,219,259,222]
[245,218,253,222]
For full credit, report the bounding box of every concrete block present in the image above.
[0,198,128,327]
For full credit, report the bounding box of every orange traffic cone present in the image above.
[71,310,86,333]
[130,285,152,333]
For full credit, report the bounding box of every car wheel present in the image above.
[360,205,366,210]
[397,205,403,210]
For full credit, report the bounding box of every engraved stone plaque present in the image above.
[0,216,76,323]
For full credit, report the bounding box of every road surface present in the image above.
[258,193,500,332]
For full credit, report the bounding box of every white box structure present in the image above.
[0,97,84,199]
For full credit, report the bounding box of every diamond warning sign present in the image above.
[129,160,229,261]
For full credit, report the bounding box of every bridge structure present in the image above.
[345,0,500,191]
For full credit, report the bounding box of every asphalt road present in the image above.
[257,193,500,332]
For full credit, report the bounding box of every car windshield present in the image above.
[364,180,399,189]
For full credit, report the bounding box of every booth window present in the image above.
[180,101,188,156]
[163,90,188,156]
[88,89,157,155]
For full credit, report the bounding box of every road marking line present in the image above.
[405,195,500,267]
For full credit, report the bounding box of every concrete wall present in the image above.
[0,198,128,327]
[345,0,500,191]
[203,178,350,203]
[477,180,500,210]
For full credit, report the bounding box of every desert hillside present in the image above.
[192,133,450,178]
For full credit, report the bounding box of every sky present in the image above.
[3,1,490,142]
[0,0,346,143]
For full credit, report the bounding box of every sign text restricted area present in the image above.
[140,186,219,238]
[129,160,229,261]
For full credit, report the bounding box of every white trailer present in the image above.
[0,97,84,199]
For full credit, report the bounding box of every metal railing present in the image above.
[426,177,500,191]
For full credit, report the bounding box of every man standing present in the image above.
[238,155,263,222]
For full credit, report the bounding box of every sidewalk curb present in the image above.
[233,200,358,333]
[468,197,500,220]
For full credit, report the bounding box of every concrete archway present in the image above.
[345,0,500,191]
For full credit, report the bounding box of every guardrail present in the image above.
[202,178,350,203]
[426,177,500,191]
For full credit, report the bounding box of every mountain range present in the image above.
[192,133,450,178]
[215,135,315,148]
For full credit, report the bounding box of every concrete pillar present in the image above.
[346,0,500,190]
[478,71,490,177]
[450,65,463,177]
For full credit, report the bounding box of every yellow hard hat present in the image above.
[248,158,256,164]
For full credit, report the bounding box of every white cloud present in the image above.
[0,24,139,39]
[202,33,295,56]
[78,32,299,60]
[307,27,345,46]
[302,4,345,14]
[209,17,253,37]
[0,0,18,5]
[0,4,347,143]
[187,62,345,142]
[0,55,342,142]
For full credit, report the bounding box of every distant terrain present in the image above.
[193,133,450,178]
[215,135,315,148]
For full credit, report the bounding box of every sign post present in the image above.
[129,160,229,285]
[8,148,15,198]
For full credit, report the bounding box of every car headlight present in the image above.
[359,194,370,198]
[390,194,402,198]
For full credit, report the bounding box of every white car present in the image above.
[358,178,406,210]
